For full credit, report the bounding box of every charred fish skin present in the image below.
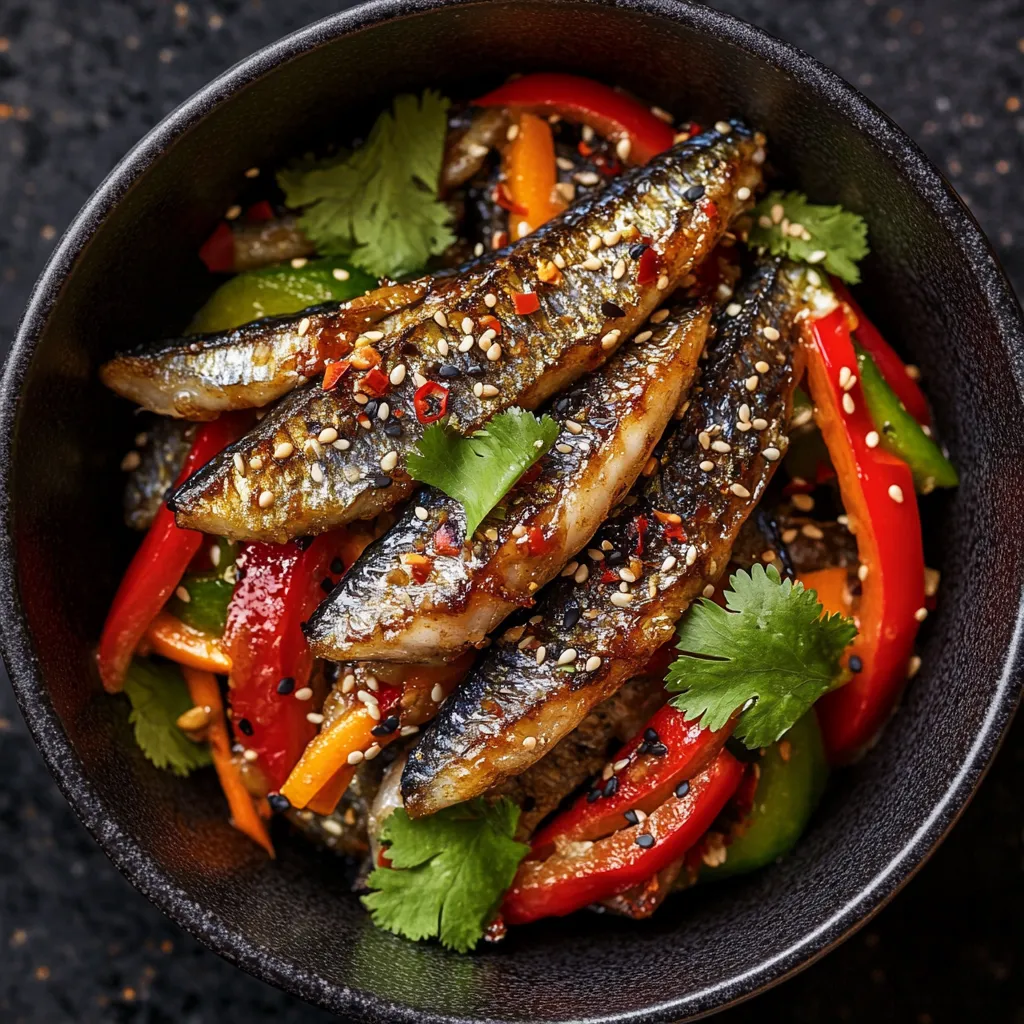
[304,301,712,664]
[122,417,196,530]
[99,280,430,420]
[168,124,764,542]
[401,257,811,816]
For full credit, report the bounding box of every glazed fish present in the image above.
[305,301,712,664]
[169,123,764,541]
[401,257,811,816]
[100,279,430,420]
[122,417,196,530]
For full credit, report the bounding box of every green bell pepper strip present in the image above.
[188,258,375,334]
[702,711,828,879]
[165,574,235,636]
[856,344,958,493]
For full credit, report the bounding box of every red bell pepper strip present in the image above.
[222,530,354,792]
[532,705,732,857]
[475,73,675,165]
[831,280,931,426]
[97,414,249,693]
[803,306,925,764]
[503,749,744,924]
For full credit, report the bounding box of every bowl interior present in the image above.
[3,1,1023,1021]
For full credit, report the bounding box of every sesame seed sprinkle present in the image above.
[258,490,275,509]
[294,687,313,701]
[484,292,498,307]
[583,256,603,271]
[535,646,547,666]
[726,303,742,316]
[762,447,781,461]
[522,735,538,749]
[557,648,577,666]
[586,655,602,672]
[347,750,364,765]
[866,430,880,448]
[610,591,633,607]
[914,607,928,622]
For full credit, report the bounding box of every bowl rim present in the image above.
[1,0,1022,1020]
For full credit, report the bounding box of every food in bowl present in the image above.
[95,73,957,951]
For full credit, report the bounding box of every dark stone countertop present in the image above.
[0,1,1021,1021]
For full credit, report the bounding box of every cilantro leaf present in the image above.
[122,658,212,777]
[665,564,857,748]
[362,798,529,953]
[406,408,560,536]
[277,90,455,278]
[748,191,869,284]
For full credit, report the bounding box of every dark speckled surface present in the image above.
[0,1,1022,1021]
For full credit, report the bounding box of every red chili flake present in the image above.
[433,524,462,557]
[782,477,815,496]
[513,291,541,315]
[198,221,235,273]
[596,156,622,177]
[479,314,502,335]
[245,200,274,223]
[701,198,718,219]
[494,181,528,216]
[321,361,351,391]
[413,381,448,424]
[634,514,649,556]
[526,526,550,557]
[814,461,837,486]
[577,140,594,157]
[358,367,390,398]
[663,521,687,542]
[687,122,702,137]
[402,553,434,585]
[600,569,619,584]
[636,247,661,286]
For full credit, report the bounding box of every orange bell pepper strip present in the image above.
[142,612,231,673]
[803,306,925,764]
[798,567,853,620]
[182,667,274,857]
[504,112,564,241]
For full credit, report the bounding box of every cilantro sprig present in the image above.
[362,798,529,953]
[407,408,560,536]
[666,564,857,748]
[278,90,455,279]
[122,658,212,777]
[748,191,869,284]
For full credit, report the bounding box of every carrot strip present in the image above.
[182,667,274,857]
[145,612,231,673]
[505,112,564,240]
[305,765,357,817]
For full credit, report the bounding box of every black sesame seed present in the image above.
[439,364,461,379]
[384,422,403,437]
[601,300,626,319]
[629,242,649,260]
[603,776,619,797]
[237,718,254,737]
[268,793,291,813]
[644,727,659,742]
[635,833,655,849]
[320,576,335,593]
[684,184,706,201]
[637,740,650,755]
[849,654,864,673]
[373,474,393,488]
[587,788,602,803]
[371,715,401,737]
[606,550,624,566]
[465,365,484,377]
[675,779,690,798]
[624,809,639,826]
[277,676,296,695]
[553,396,572,415]
[648,742,669,757]
[562,606,581,629]
[330,557,345,575]
[365,399,379,417]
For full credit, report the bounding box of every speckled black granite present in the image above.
[0,1,1021,1021]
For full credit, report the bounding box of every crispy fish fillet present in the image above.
[122,417,195,530]
[100,280,430,420]
[168,124,764,541]
[304,301,712,664]
[401,257,811,816]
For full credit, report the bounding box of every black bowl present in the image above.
[2,1,1022,1020]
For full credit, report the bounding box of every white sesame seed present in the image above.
[576,171,600,186]
[400,725,420,737]
[587,234,602,251]
[430,683,445,703]
[752,418,769,430]
[347,750,364,765]
[602,230,622,248]
[762,447,781,461]
[249,455,264,470]
[858,563,869,582]
[243,748,259,762]
[715,120,732,134]
[610,591,633,607]
[616,137,632,162]
[317,427,338,444]
[763,325,780,341]
[310,463,324,484]
[332,267,350,281]
[334,438,350,451]
[737,186,751,201]
[479,328,497,346]
[354,393,369,405]
[473,382,484,398]
[258,490,275,508]
[484,292,498,308]
[583,256,603,271]
[686,545,698,566]
[379,451,398,473]
[738,403,751,422]
[586,655,602,672]
[233,452,246,475]
[633,330,653,345]
[460,316,473,335]
[557,648,577,666]
[914,607,928,622]
[389,364,407,386]
[413,372,428,388]
[703,584,716,598]
[619,568,637,583]
[273,441,294,460]
[522,735,538,749]
[306,712,324,725]
[535,646,547,666]
[561,561,579,577]
[662,555,677,571]
[294,687,313,701]
[650,308,670,324]
[656,274,670,290]
[553,251,568,269]
[698,431,711,450]
[296,317,311,337]
[481,384,499,398]
[601,329,621,350]
[745,375,759,392]
[730,483,751,498]
[842,393,855,414]
[565,420,583,435]
[341,674,356,693]
[726,303,742,316]
[588,548,605,561]
[801,524,824,540]
[711,440,731,453]
[356,689,378,705]
[556,442,573,454]
[486,342,502,361]
[907,655,922,679]
[791,493,814,512]
[574,563,590,585]
[433,311,448,328]
[175,585,190,603]
[866,430,880,448]
[755,360,770,374]
[458,336,474,353]
[613,258,626,280]
[807,250,827,264]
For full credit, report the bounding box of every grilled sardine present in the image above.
[168,124,764,541]
[100,280,430,419]
[401,257,811,816]
[122,417,196,530]
[305,302,712,663]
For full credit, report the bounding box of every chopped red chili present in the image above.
[701,198,718,219]
[403,553,434,585]
[634,514,649,555]
[636,246,660,285]
[433,524,462,556]
[358,367,390,398]
[414,381,449,424]
[198,221,235,273]
[322,361,351,391]
[526,526,551,557]
[513,291,541,315]
[480,314,502,334]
